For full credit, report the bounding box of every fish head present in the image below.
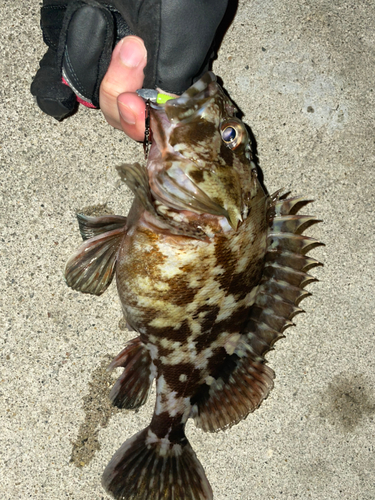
[147,72,261,234]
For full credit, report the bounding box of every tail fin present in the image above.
[102,427,213,500]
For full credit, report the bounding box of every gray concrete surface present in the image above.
[1,1,374,499]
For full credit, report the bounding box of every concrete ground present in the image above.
[1,1,374,499]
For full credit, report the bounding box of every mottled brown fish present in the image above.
[65,72,322,500]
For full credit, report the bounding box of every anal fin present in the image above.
[109,337,154,410]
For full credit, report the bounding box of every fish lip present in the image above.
[149,72,217,108]
[149,72,219,125]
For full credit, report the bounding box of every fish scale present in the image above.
[64,71,322,499]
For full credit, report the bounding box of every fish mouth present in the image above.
[147,72,243,230]
[149,162,241,229]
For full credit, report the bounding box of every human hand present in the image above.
[31,0,230,142]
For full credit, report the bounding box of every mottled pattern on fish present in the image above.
[65,72,322,500]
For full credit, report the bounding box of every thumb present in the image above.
[100,36,147,140]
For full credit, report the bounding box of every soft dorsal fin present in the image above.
[193,193,323,432]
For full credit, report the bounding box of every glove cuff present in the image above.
[41,1,68,50]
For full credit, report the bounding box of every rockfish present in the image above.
[65,72,322,500]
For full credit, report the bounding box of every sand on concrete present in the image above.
[1,1,374,499]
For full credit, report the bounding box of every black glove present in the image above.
[31,0,229,121]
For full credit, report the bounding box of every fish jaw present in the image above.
[147,146,244,231]
[149,157,233,221]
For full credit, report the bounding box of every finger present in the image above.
[99,36,147,130]
[117,92,147,142]
[31,48,77,120]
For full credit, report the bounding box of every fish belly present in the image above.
[116,194,268,389]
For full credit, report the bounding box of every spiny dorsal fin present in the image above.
[194,193,322,433]
[256,277,312,305]
[265,250,322,273]
[271,215,321,235]
[246,193,322,346]
[262,263,318,288]
[268,233,324,254]
[274,196,314,215]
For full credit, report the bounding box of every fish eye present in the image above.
[220,120,245,150]
[222,126,237,143]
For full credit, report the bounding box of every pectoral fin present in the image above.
[116,163,156,214]
[64,222,126,296]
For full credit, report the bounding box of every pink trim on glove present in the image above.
[62,77,97,109]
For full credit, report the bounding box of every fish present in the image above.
[64,71,322,500]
